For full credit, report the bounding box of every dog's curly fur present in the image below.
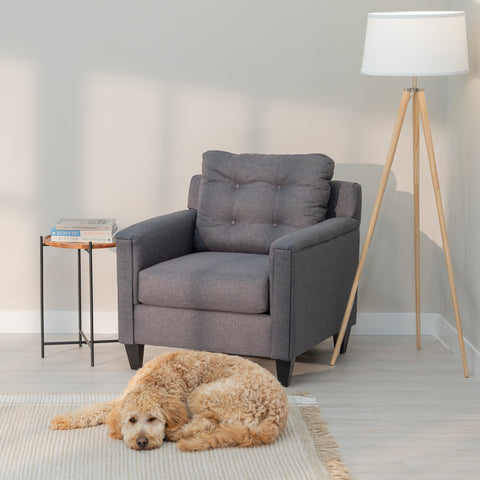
[50,350,289,452]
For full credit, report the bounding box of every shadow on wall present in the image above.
[0,1,378,232]
[335,162,451,317]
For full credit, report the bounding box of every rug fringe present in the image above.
[293,390,312,397]
[299,405,354,480]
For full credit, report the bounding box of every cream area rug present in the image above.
[0,393,352,480]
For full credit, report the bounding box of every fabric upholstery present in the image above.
[189,176,362,223]
[193,151,334,254]
[188,175,202,209]
[269,217,360,358]
[116,210,197,344]
[138,252,269,314]
[327,181,362,221]
[134,305,272,358]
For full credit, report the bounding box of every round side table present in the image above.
[40,235,118,366]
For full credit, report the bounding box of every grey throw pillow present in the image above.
[194,150,334,254]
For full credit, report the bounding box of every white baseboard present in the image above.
[0,311,117,334]
[0,310,439,335]
[435,315,480,379]
[1,310,478,377]
[353,312,438,335]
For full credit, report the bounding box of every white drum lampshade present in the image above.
[361,11,469,76]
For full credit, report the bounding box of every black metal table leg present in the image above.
[40,235,118,363]
[88,242,94,367]
[78,249,82,348]
[40,236,45,358]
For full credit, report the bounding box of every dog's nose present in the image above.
[136,437,148,449]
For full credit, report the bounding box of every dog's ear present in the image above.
[106,403,123,439]
[163,395,190,433]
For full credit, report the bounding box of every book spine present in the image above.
[55,219,116,231]
[50,228,115,237]
[55,225,114,231]
[50,235,115,243]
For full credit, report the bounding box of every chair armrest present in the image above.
[270,217,359,252]
[116,209,197,343]
[269,217,360,359]
[116,209,197,271]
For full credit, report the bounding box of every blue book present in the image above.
[50,228,81,236]
[50,225,118,237]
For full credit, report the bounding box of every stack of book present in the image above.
[50,218,118,243]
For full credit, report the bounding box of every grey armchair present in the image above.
[116,151,361,386]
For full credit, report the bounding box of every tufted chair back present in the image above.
[190,151,335,254]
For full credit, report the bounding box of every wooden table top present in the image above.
[43,235,116,250]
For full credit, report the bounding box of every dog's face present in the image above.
[120,398,167,450]
[107,389,167,450]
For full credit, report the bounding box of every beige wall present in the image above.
[442,0,480,350]
[4,1,477,344]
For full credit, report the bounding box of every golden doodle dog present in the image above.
[50,350,289,452]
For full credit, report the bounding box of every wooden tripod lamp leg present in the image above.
[331,90,411,366]
[417,91,469,378]
[413,91,421,350]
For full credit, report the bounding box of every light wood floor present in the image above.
[1,334,479,480]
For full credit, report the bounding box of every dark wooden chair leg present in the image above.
[276,359,294,387]
[333,324,352,354]
[125,344,145,370]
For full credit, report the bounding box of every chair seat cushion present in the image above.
[138,252,269,314]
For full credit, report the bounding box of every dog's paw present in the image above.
[177,438,210,452]
[50,415,72,430]
[166,429,187,442]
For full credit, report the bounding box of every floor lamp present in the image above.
[331,11,470,377]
